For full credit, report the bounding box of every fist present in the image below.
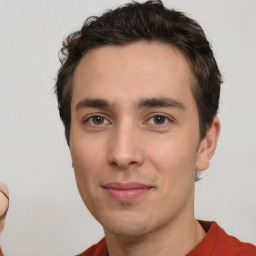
[0,182,9,232]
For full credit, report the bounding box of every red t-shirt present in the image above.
[77,221,256,256]
[0,247,4,256]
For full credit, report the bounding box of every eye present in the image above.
[152,115,168,125]
[148,115,170,125]
[85,115,110,126]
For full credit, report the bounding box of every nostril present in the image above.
[109,159,142,170]
[129,161,137,165]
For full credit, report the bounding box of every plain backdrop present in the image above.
[0,0,255,255]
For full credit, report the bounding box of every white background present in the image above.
[0,0,255,255]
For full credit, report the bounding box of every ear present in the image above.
[196,117,221,171]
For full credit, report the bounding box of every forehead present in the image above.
[72,41,195,106]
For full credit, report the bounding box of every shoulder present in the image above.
[189,221,256,256]
[213,222,256,256]
[76,238,107,256]
[237,243,256,256]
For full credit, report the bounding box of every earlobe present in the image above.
[196,117,221,171]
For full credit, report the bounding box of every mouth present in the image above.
[102,182,153,201]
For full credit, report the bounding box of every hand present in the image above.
[0,182,9,233]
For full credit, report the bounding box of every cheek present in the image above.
[147,137,197,194]
[70,140,106,217]
[152,142,196,203]
[71,130,104,169]
[148,137,198,172]
[70,137,105,192]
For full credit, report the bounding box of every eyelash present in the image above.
[83,114,110,126]
[146,115,172,126]
[82,113,174,128]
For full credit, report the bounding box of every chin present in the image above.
[100,211,156,237]
[104,222,150,238]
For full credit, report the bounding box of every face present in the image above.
[70,42,215,238]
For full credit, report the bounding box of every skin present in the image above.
[0,182,9,233]
[70,41,220,256]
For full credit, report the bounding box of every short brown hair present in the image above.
[55,0,222,145]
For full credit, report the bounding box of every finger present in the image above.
[0,189,9,220]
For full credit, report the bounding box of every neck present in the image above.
[105,217,206,256]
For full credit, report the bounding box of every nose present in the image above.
[107,123,144,169]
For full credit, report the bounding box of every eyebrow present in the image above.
[137,97,185,109]
[75,97,185,111]
[76,98,111,110]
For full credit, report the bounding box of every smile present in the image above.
[102,182,153,201]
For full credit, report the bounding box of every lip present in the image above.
[102,182,153,201]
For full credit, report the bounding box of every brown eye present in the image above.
[92,116,105,125]
[153,115,166,124]
[83,114,110,129]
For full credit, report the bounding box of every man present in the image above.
[55,1,256,255]
[0,182,9,256]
